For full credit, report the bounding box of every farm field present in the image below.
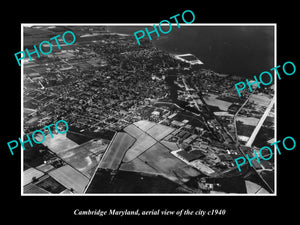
[49,165,89,193]
[35,133,79,154]
[58,139,109,178]
[99,132,135,170]
[138,142,201,182]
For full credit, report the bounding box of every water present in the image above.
[108,25,274,77]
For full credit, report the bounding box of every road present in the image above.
[245,96,275,147]
[233,93,253,142]
[98,132,135,170]
[182,78,274,193]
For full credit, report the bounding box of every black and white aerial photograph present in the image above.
[22,24,275,195]
[2,3,299,224]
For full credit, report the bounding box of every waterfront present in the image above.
[108,25,274,77]
[22,25,275,194]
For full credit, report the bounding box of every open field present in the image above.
[146,124,175,141]
[99,132,135,170]
[203,93,233,111]
[24,183,50,194]
[160,140,180,151]
[249,93,271,106]
[119,157,161,175]
[236,122,255,137]
[58,139,109,178]
[138,142,201,183]
[36,133,79,154]
[133,120,156,131]
[35,175,67,193]
[124,124,144,138]
[123,133,156,162]
[236,116,259,126]
[49,165,89,193]
[36,163,54,173]
[23,168,45,186]
[86,169,180,193]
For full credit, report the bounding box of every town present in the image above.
[22,25,275,195]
